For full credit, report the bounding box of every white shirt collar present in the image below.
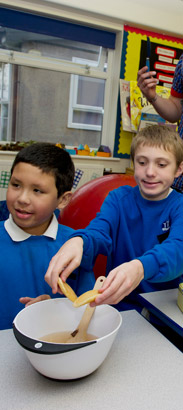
[168,187,173,196]
[4,213,58,242]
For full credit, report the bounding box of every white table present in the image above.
[138,289,183,337]
[0,310,183,410]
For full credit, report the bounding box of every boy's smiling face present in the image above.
[7,162,66,235]
[134,144,183,201]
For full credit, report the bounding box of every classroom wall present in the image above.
[43,0,183,37]
[2,0,182,167]
[3,0,183,37]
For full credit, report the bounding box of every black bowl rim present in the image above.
[13,300,122,355]
[13,324,97,355]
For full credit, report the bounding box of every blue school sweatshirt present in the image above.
[0,222,95,330]
[72,185,183,305]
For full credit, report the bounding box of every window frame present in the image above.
[0,5,123,154]
[0,62,13,140]
[68,56,105,131]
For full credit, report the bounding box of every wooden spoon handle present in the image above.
[77,276,106,330]
[94,276,106,291]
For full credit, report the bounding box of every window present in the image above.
[0,6,122,152]
[0,63,12,140]
[68,56,106,131]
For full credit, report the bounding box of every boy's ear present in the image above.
[57,191,73,210]
[175,161,183,178]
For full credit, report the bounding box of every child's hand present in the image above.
[19,294,51,307]
[91,259,144,306]
[45,237,84,294]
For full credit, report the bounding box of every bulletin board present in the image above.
[113,25,183,158]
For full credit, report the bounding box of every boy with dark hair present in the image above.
[45,125,183,310]
[0,142,94,329]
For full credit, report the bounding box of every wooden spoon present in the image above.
[58,277,77,302]
[66,276,105,343]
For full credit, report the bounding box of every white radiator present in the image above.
[72,163,103,190]
[0,160,13,201]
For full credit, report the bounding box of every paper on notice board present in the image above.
[119,80,132,132]
[130,81,171,132]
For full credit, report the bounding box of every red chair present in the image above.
[59,174,137,278]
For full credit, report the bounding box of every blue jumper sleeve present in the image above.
[138,203,183,282]
[69,189,121,270]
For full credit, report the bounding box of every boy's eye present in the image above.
[34,188,42,193]
[158,163,167,167]
[10,182,20,188]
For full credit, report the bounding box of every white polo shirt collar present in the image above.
[4,213,58,242]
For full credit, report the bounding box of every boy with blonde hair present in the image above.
[45,125,183,310]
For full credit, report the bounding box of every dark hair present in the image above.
[11,143,75,198]
[130,124,183,167]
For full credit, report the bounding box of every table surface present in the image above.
[0,310,183,410]
[139,288,183,335]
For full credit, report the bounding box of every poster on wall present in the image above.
[114,25,183,158]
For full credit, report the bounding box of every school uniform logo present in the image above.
[157,220,170,243]
[162,220,170,232]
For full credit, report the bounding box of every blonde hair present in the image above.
[130,124,183,167]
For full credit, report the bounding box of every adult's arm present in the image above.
[137,66,182,123]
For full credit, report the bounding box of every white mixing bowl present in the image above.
[13,298,122,380]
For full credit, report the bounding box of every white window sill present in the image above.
[71,155,120,161]
[0,150,120,161]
